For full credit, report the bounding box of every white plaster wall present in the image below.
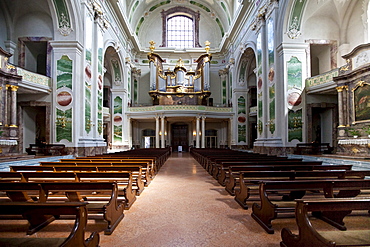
[22,107,37,153]
[303,16,340,41]
[210,69,221,105]
[14,12,53,38]
[139,14,162,48]
[346,2,366,52]
[137,65,152,105]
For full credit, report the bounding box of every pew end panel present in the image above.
[0,201,99,247]
[280,198,370,247]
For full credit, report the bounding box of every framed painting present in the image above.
[353,81,370,123]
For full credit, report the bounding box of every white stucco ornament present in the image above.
[58,13,73,36]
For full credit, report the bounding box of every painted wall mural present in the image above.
[288,109,303,142]
[287,56,303,107]
[353,82,370,122]
[84,16,93,134]
[113,96,123,142]
[56,55,73,142]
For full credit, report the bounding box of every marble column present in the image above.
[201,116,206,148]
[161,116,165,148]
[196,116,200,148]
[10,85,18,127]
[336,86,344,127]
[155,116,160,148]
[128,117,132,148]
[4,85,10,126]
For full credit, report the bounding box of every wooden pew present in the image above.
[53,159,156,179]
[217,160,324,185]
[210,158,306,179]
[0,201,99,246]
[223,164,351,193]
[294,142,333,155]
[0,181,125,235]
[25,143,67,156]
[234,170,370,209]
[280,197,370,247]
[74,157,157,176]
[251,179,370,234]
[11,164,148,192]
[41,161,154,183]
[0,171,137,210]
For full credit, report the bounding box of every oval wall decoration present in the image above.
[57,91,72,106]
[287,92,302,106]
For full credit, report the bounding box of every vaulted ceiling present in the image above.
[124,0,241,48]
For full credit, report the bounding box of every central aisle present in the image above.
[99,152,284,247]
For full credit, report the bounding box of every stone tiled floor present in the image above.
[0,152,369,246]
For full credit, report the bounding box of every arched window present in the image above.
[167,15,193,48]
[161,7,201,48]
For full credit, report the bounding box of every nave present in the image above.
[97,152,369,247]
[99,151,285,246]
[0,152,369,247]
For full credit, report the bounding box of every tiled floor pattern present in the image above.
[0,152,369,247]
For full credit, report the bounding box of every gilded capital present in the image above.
[10,85,19,91]
[336,86,345,92]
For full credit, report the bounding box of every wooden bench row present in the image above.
[0,181,124,236]
[190,148,370,246]
[0,201,100,247]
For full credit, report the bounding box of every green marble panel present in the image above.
[134,79,138,103]
[57,55,72,89]
[114,125,123,142]
[128,70,131,100]
[238,125,246,143]
[85,83,91,133]
[222,80,226,105]
[238,96,246,114]
[269,84,275,134]
[114,96,123,114]
[288,109,303,142]
[56,108,72,142]
[287,56,302,89]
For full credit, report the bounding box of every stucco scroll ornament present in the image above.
[58,13,73,36]
[286,16,301,39]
